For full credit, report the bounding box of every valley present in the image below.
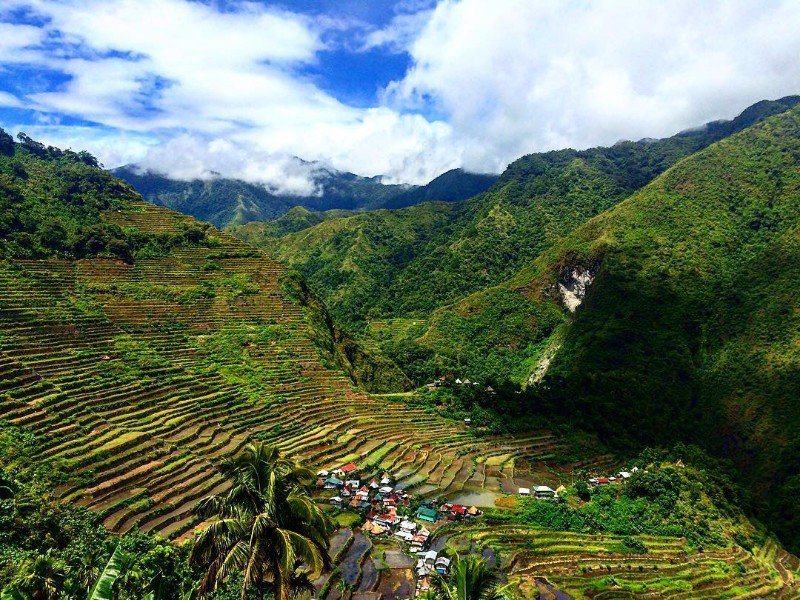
[2,101,800,599]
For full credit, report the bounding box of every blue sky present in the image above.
[1,1,799,191]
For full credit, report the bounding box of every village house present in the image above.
[416,506,439,523]
[375,513,399,527]
[424,550,438,567]
[434,557,451,575]
[400,520,418,533]
[324,476,343,489]
[449,504,467,520]
[335,463,357,477]
[534,485,557,499]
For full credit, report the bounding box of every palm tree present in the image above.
[190,442,333,600]
[10,552,67,600]
[426,554,506,600]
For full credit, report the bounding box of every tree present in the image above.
[426,555,507,600]
[190,442,333,600]
[0,128,13,156]
[575,480,591,502]
[10,552,68,600]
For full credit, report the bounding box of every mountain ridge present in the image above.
[232,95,800,338]
[113,164,496,228]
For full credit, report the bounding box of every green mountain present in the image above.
[0,129,552,543]
[233,96,800,335]
[420,104,800,551]
[3,120,800,596]
[230,202,458,328]
[113,164,496,228]
[382,168,498,209]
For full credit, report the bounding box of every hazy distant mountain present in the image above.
[112,164,497,227]
[382,168,498,209]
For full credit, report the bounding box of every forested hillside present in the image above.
[233,97,800,337]
[420,104,800,552]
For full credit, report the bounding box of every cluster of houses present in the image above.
[318,463,487,596]
[415,550,451,596]
[425,374,495,394]
[319,465,413,522]
[588,467,640,486]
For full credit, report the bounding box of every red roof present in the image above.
[340,463,357,473]
[596,477,610,484]
[451,504,467,515]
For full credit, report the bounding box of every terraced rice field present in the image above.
[0,202,563,540]
[447,525,800,598]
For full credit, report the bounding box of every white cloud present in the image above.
[0,0,456,185]
[132,134,324,197]
[1,0,799,187]
[385,0,800,172]
[0,91,23,108]
[361,9,434,53]
[0,21,45,63]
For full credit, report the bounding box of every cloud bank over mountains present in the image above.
[1,0,799,193]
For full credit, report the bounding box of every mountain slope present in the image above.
[111,165,410,227]
[235,97,800,343]
[231,202,457,327]
[420,104,800,550]
[0,131,562,540]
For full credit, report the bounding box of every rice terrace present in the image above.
[2,1,800,599]
[0,203,559,539]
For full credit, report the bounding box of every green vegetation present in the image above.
[235,202,456,330]
[191,442,333,600]
[231,97,800,384]
[424,554,506,600]
[281,271,412,393]
[443,451,800,598]
[421,104,800,552]
[0,129,213,263]
[489,450,750,549]
[0,421,195,599]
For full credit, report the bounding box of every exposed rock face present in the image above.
[557,267,595,312]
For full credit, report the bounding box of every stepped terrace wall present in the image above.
[446,525,800,598]
[0,202,562,540]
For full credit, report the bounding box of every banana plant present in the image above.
[89,544,131,600]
